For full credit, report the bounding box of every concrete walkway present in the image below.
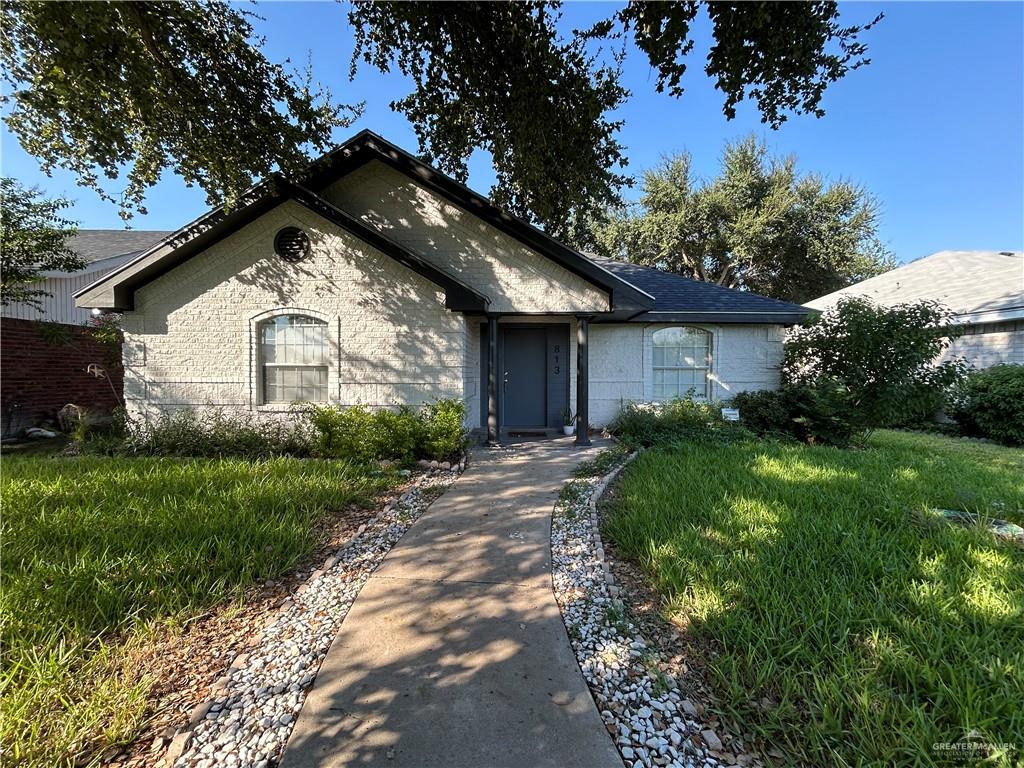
[282,438,622,768]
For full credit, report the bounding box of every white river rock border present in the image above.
[165,461,464,768]
[551,449,727,768]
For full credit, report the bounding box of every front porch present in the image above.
[477,314,594,446]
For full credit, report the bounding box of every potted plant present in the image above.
[560,407,575,436]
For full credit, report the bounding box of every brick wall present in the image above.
[1,317,123,436]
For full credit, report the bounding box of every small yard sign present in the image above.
[721,407,740,422]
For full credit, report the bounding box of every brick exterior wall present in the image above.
[121,200,471,423]
[588,323,785,426]
[112,167,788,429]
[323,162,610,314]
[0,317,123,436]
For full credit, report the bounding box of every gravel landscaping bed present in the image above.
[551,451,762,768]
[166,464,461,768]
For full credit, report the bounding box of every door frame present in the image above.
[479,321,571,433]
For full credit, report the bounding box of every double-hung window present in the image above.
[652,326,712,400]
[260,315,328,403]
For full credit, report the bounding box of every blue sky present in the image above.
[2,1,1021,264]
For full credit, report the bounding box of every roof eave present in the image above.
[620,310,809,324]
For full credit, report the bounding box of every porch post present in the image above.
[575,316,591,446]
[486,314,500,445]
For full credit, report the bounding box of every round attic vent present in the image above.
[274,226,311,263]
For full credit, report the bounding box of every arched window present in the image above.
[652,326,711,400]
[259,315,328,403]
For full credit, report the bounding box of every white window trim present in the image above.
[248,308,339,411]
[650,325,714,401]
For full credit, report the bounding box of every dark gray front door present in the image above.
[502,327,547,427]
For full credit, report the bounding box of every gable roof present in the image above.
[75,177,487,312]
[69,229,172,264]
[303,130,655,312]
[806,250,1024,324]
[76,130,653,315]
[591,257,809,324]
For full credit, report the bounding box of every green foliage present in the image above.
[604,431,1023,766]
[117,409,313,459]
[1,453,392,765]
[417,399,469,461]
[733,382,859,447]
[608,397,746,448]
[305,399,468,464]
[614,3,881,127]
[348,2,629,239]
[785,297,969,428]
[1,1,356,219]
[5,1,878,231]
[0,178,83,307]
[305,404,418,464]
[580,137,893,303]
[573,443,630,478]
[951,364,1024,446]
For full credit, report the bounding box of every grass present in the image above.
[1,453,395,767]
[603,430,1023,766]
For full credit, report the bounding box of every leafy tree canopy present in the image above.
[1,1,357,219]
[784,297,968,428]
[2,1,880,233]
[580,136,894,303]
[1,177,83,307]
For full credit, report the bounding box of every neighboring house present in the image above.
[1,230,168,436]
[75,130,808,442]
[806,250,1024,369]
[2,229,171,325]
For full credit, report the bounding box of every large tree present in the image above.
[0,1,356,219]
[583,136,894,303]
[0,178,83,307]
[2,1,881,233]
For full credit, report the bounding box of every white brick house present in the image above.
[76,131,807,443]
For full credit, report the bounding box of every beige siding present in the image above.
[122,200,472,422]
[322,161,609,314]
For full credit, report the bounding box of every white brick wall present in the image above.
[323,162,610,314]
[588,323,785,426]
[118,181,788,432]
[122,200,470,422]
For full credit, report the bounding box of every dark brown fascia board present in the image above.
[303,130,656,313]
[75,178,489,313]
[611,310,809,324]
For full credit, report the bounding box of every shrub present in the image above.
[732,381,858,447]
[118,409,312,458]
[609,397,743,448]
[950,364,1024,445]
[305,399,468,463]
[784,297,968,428]
[418,399,469,461]
[730,390,791,436]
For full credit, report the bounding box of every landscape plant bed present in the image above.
[0,453,418,767]
[551,448,764,768]
[601,430,1024,765]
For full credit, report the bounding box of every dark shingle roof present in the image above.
[69,229,172,263]
[590,256,809,323]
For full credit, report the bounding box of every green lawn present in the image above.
[1,453,394,767]
[604,430,1023,766]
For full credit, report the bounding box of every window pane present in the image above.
[261,315,328,404]
[264,365,327,403]
[652,326,711,400]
